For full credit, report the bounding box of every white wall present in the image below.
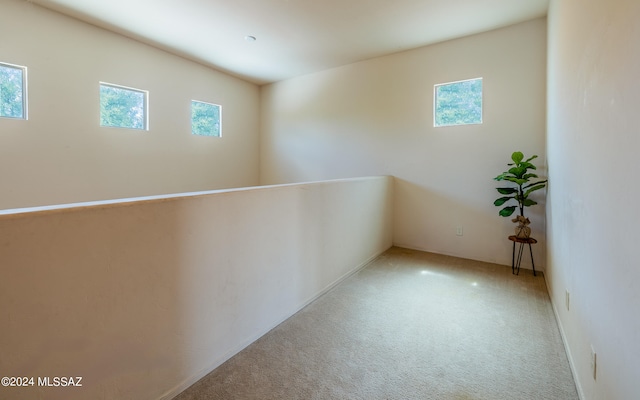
[0,176,394,400]
[260,19,548,269]
[546,0,640,399]
[0,0,260,210]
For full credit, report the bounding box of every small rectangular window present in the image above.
[100,82,148,130]
[191,100,221,137]
[0,62,27,120]
[434,78,482,127]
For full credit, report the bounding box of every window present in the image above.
[434,78,482,127]
[100,82,148,130]
[0,62,27,119]
[191,100,221,137]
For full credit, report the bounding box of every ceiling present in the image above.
[31,0,549,85]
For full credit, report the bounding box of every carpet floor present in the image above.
[174,247,579,400]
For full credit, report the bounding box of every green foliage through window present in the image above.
[100,83,147,130]
[191,100,221,137]
[434,78,482,127]
[0,62,26,119]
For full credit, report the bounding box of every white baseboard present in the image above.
[392,241,538,271]
[544,277,586,400]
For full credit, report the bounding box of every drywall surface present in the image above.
[260,18,547,269]
[0,0,259,210]
[0,176,394,400]
[546,0,640,399]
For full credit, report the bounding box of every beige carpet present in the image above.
[174,247,578,400]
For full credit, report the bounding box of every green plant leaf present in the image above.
[504,177,526,185]
[508,166,526,178]
[494,172,517,181]
[525,155,538,163]
[523,180,548,190]
[496,187,517,194]
[524,183,547,197]
[523,173,539,180]
[519,162,537,170]
[511,152,524,164]
[494,196,515,206]
[499,206,517,217]
[523,199,538,207]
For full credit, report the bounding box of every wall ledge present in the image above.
[0,175,392,218]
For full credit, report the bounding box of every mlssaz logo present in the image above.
[37,376,83,387]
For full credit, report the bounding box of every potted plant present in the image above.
[493,151,547,238]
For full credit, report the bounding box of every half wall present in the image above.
[0,176,393,400]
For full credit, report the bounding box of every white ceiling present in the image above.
[31,0,549,85]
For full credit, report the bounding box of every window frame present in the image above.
[0,62,28,120]
[433,77,483,128]
[191,99,222,138]
[99,82,149,130]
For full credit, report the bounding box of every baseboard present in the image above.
[391,241,536,271]
[544,277,586,400]
[157,245,391,400]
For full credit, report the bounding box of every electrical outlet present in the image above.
[566,290,570,311]
[590,345,597,380]
[456,226,463,236]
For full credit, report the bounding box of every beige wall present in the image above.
[546,0,640,398]
[0,0,260,210]
[0,176,394,400]
[260,18,548,269]
[14,1,639,397]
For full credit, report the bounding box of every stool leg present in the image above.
[529,243,536,276]
[512,241,516,274]
[516,243,525,275]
